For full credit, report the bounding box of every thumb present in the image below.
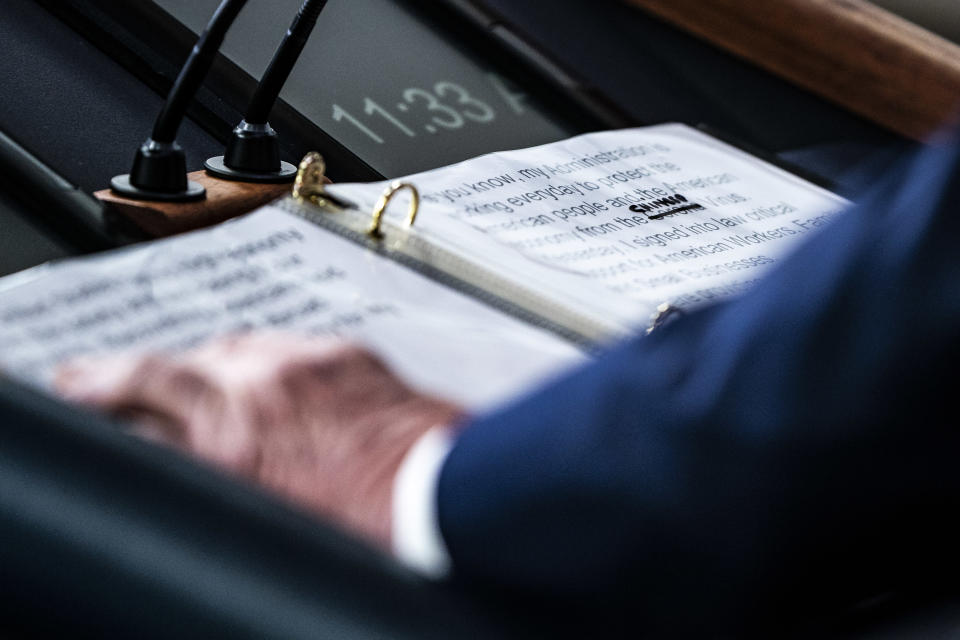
[54,354,145,405]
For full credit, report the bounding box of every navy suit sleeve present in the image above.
[436,141,960,632]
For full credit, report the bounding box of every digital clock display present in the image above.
[154,0,580,177]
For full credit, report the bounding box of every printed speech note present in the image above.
[328,124,849,328]
[0,208,582,410]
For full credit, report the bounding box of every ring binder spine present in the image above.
[275,195,612,350]
[285,152,627,347]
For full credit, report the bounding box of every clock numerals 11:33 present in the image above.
[331,74,527,144]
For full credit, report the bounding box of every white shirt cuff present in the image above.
[391,427,455,579]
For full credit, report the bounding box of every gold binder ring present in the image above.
[293,152,328,204]
[368,181,419,239]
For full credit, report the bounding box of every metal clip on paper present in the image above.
[292,152,336,209]
[368,181,419,239]
[293,153,420,240]
[645,302,685,335]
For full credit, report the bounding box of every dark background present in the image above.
[2,1,949,637]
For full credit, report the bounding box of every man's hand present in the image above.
[55,333,465,550]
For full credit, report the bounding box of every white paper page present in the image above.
[0,208,583,410]
[329,124,850,329]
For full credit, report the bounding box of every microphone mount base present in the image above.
[204,156,297,184]
[110,174,206,202]
[111,138,206,202]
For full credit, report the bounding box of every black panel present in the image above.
[479,0,900,152]
[0,0,222,195]
[0,192,71,277]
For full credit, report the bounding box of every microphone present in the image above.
[205,0,328,183]
[111,0,249,202]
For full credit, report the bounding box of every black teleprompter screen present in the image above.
[154,0,581,177]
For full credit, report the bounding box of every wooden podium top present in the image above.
[627,0,960,141]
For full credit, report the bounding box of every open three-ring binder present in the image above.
[0,124,848,409]
[278,123,847,343]
[285,152,618,347]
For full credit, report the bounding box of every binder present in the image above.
[0,124,849,408]
[262,123,848,346]
[284,152,613,347]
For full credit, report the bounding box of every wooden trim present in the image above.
[95,171,292,238]
[625,0,960,141]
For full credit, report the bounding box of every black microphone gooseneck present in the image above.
[111,0,249,202]
[205,0,328,183]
